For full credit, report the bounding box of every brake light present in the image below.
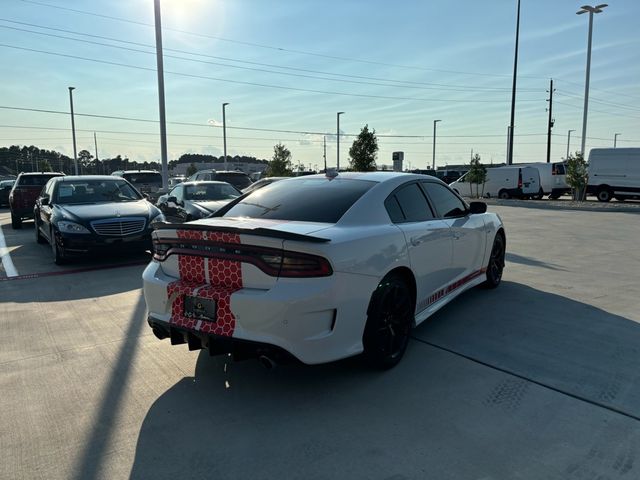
[152,238,333,278]
[518,170,523,189]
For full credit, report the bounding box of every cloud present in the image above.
[207,119,223,127]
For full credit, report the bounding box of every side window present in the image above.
[44,180,55,198]
[173,185,184,202]
[386,183,434,223]
[422,182,467,218]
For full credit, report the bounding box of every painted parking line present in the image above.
[0,260,148,282]
[0,223,19,277]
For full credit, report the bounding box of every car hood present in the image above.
[192,200,234,212]
[56,200,159,221]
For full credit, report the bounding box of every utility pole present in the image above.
[68,87,79,175]
[546,78,555,163]
[508,0,521,166]
[614,133,621,148]
[153,0,169,192]
[323,136,327,172]
[566,129,575,159]
[94,132,100,174]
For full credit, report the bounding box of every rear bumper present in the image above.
[142,260,380,365]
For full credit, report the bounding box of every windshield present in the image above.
[54,179,142,204]
[122,172,162,186]
[223,178,375,223]
[185,183,240,201]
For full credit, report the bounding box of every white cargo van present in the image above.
[518,162,569,199]
[588,148,640,202]
[449,166,540,199]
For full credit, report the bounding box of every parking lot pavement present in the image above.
[1,205,640,479]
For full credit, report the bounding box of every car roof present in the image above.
[56,175,127,182]
[18,172,64,176]
[180,181,235,186]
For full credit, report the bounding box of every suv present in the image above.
[9,172,64,228]
[112,170,163,201]
[187,170,253,190]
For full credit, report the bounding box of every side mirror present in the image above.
[167,196,178,204]
[469,201,487,214]
[40,196,50,206]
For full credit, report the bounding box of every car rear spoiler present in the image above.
[152,223,330,243]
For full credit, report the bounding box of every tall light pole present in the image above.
[68,87,78,175]
[614,132,620,148]
[566,129,575,159]
[222,102,229,170]
[94,132,100,174]
[336,112,344,170]
[323,135,327,172]
[507,0,521,166]
[432,119,441,170]
[577,4,608,157]
[153,0,169,192]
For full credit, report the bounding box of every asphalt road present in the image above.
[1,205,639,480]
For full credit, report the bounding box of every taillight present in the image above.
[153,238,333,278]
[518,170,523,189]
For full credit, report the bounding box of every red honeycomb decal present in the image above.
[167,230,243,338]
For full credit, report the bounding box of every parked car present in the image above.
[0,179,15,207]
[9,172,64,228]
[587,148,640,202]
[112,170,163,201]
[168,175,186,188]
[517,162,569,199]
[143,172,505,369]
[187,170,253,190]
[449,166,540,199]
[156,181,241,223]
[241,176,288,194]
[34,175,165,264]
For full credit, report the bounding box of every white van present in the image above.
[449,166,541,199]
[518,162,569,199]
[588,148,640,202]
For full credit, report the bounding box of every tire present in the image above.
[11,214,22,229]
[596,187,612,203]
[362,274,414,369]
[498,190,510,199]
[51,228,67,265]
[549,193,560,200]
[34,218,46,244]
[482,233,505,289]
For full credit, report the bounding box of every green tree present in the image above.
[466,153,487,198]
[266,143,293,176]
[186,163,198,177]
[349,124,378,171]
[78,149,93,173]
[38,160,52,172]
[565,151,588,201]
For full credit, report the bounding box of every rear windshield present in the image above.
[216,173,252,189]
[223,178,375,223]
[122,172,162,185]
[18,174,60,186]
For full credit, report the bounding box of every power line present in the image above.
[0,19,545,94]
[0,43,545,105]
[555,101,640,120]
[555,90,640,113]
[18,0,549,80]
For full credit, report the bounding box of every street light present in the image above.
[222,102,230,169]
[336,112,345,171]
[432,119,441,170]
[614,132,621,148]
[68,87,78,175]
[153,0,169,192]
[577,3,608,157]
[566,129,575,159]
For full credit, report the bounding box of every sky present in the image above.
[1,0,639,170]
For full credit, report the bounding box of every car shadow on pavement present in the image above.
[128,282,640,480]
[505,252,567,271]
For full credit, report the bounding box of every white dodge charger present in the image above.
[143,172,505,368]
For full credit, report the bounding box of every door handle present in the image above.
[452,232,462,240]
[410,237,423,246]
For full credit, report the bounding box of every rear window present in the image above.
[552,163,566,175]
[223,178,375,223]
[17,174,60,186]
[122,172,162,185]
[216,173,252,189]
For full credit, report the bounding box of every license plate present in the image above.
[183,295,217,322]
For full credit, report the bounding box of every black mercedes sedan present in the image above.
[156,181,241,223]
[34,175,165,264]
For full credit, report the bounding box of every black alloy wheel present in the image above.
[51,228,66,265]
[498,190,510,199]
[363,275,414,369]
[482,233,505,289]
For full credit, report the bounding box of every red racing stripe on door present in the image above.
[167,230,243,337]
